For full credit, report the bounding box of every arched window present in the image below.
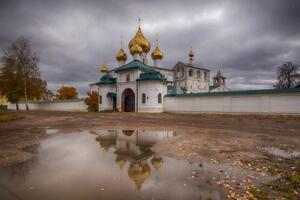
[158,93,162,104]
[189,69,193,77]
[197,70,201,79]
[142,93,146,104]
[99,95,102,104]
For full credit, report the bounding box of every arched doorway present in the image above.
[122,88,135,112]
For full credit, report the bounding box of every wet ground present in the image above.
[0,111,300,199]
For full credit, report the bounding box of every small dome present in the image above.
[116,48,127,61]
[100,65,109,73]
[151,46,163,60]
[130,43,143,55]
[115,155,126,169]
[151,157,163,170]
[188,48,194,58]
[128,163,151,190]
[129,25,151,54]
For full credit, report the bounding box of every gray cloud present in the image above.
[1,0,300,95]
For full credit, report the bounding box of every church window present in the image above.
[158,93,162,104]
[99,95,102,104]
[189,69,193,77]
[126,74,130,82]
[142,93,146,104]
[197,70,201,79]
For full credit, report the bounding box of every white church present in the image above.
[90,19,229,112]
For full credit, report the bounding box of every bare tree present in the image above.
[273,62,300,89]
[0,37,46,110]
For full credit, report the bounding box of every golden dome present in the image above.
[151,46,163,60]
[100,65,109,73]
[128,163,151,190]
[115,155,126,169]
[130,43,143,55]
[116,48,127,61]
[128,21,151,54]
[151,157,163,170]
[188,47,194,58]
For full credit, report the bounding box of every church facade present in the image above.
[89,20,229,112]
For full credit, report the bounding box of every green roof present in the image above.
[99,74,116,84]
[136,71,167,83]
[114,59,156,73]
[107,92,116,97]
[209,85,218,91]
[166,88,300,97]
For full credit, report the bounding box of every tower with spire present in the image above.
[209,69,229,92]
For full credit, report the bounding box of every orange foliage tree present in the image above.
[56,86,78,100]
[84,91,98,112]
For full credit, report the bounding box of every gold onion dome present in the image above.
[151,157,163,170]
[115,155,126,169]
[130,43,143,55]
[100,65,109,73]
[128,163,151,190]
[151,46,163,60]
[189,48,194,58]
[129,24,151,55]
[116,48,127,61]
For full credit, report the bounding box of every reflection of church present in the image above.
[94,129,174,190]
[89,19,229,112]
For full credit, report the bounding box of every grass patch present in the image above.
[267,173,300,199]
[249,187,268,200]
[0,111,19,122]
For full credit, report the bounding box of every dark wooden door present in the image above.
[125,94,135,112]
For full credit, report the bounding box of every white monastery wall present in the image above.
[164,93,300,114]
[8,100,87,111]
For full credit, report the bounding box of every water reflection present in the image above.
[94,130,174,191]
[0,130,225,200]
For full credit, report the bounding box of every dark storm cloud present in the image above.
[1,0,300,94]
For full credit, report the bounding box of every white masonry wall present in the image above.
[8,100,88,111]
[137,80,167,113]
[99,84,116,111]
[164,93,300,114]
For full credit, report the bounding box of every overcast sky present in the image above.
[1,0,300,95]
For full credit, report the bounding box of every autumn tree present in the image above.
[84,91,99,112]
[0,37,48,110]
[56,86,78,100]
[273,62,300,89]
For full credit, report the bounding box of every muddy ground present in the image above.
[0,111,300,199]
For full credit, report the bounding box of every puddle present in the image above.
[0,130,226,200]
[258,146,300,158]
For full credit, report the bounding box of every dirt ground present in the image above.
[0,111,300,199]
